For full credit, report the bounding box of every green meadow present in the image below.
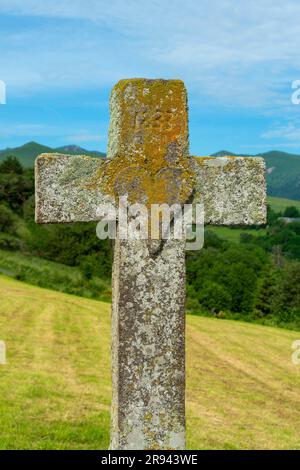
[1,275,300,450]
[267,196,300,213]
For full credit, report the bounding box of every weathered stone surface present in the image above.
[35,152,266,226]
[35,154,113,223]
[111,236,186,450]
[107,78,189,162]
[104,79,194,207]
[109,79,188,450]
[191,156,267,225]
[34,77,267,451]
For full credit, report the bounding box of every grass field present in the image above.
[268,196,300,213]
[1,275,300,449]
[208,226,266,243]
[0,249,111,301]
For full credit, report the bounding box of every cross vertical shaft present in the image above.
[108,79,189,450]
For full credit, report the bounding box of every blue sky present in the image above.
[1,0,300,155]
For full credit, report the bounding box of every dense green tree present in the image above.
[0,203,16,233]
[283,206,300,218]
[27,222,112,278]
[267,204,280,225]
[1,156,300,328]
[273,262,300,316]
[0,156,23,174]
[187,242,267,314]
[0,159,34,214]
[242,220,300,261]
[255,265,279,316]
[197,281,232,312]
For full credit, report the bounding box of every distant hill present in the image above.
[54,145,105,159]
[0,142,106,168]
[212,150,300,201]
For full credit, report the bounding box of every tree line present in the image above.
[1,156,300,330]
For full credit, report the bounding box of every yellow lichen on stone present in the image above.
[91,154,195,206]
[110,78,189,166]
[144,412,153,421]
[92,78,195,206]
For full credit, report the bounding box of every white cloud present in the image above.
[0,123,51,138]
[0,0,300,110]
[262,122,300,141]
[0,122,104,144]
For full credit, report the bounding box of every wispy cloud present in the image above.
[262,121,300,141]
[0,122,105,145]
[1,1,300,152]
[1,0,300,109]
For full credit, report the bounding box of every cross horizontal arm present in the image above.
[35,153,114,224]
[36,153,267,226]
[192,156,266,225]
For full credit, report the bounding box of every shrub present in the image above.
[283,206,300,218]
[273,261,300,316]
[0,156,23,174]
[0,233,23,251]
[197,281,232,313]
[0,204,16,233]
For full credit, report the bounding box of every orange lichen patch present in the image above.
[96,78,194,206]
[86,153,195,207]
[110,79,189,171]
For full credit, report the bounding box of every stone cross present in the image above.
[35,79,266,450]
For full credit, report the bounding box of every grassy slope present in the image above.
[0,142,105,167]
[267,196,300,213]
[1,275,300,450]
[0,249,111,301]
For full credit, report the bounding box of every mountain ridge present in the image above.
[0,141,105,167]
